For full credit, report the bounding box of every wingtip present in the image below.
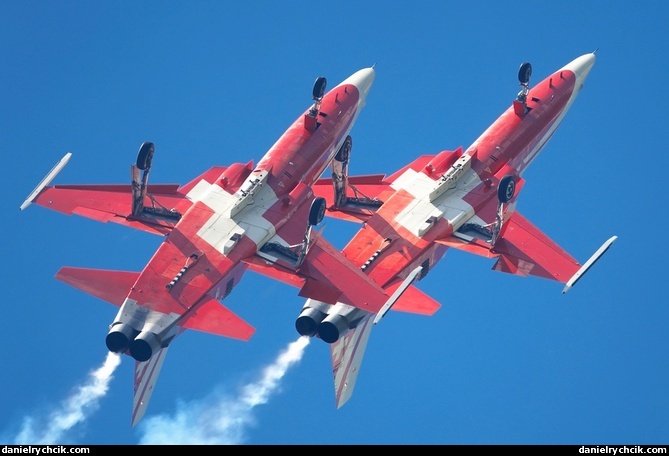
[562,235,618,294]
[20,152,72,211]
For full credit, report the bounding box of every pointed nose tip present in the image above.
[355,67,376,100]
[340,67,376,107]
[566,53,596,85]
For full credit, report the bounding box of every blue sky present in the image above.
[1,1,668,445]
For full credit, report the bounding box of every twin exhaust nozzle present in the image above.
[295,299,366,344]
[106,323,166,362]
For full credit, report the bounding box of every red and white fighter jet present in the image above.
[20,67,407,425]
[303,52,618,408]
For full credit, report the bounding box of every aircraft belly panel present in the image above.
[199,214,245,253]
[194,190,278,257]
[437,198,476,232]
[185,179,217,204]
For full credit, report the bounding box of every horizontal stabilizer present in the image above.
[246,234,389,313]
[374,266,424,324]
[243,255,306,288]
[56,266,254,340]
[389,283,441,316]
[55,266,139,306]
[182,297,255,341]
[298,234,388,312]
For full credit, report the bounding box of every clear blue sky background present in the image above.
[1,1,667,445]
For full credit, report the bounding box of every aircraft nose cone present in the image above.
[354,67,376,100]
[565,53,596,86]
[341,67,376,108]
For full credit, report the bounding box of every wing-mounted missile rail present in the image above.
[131,141,182,221]
[20,152,73,211]
[562,235,618,294]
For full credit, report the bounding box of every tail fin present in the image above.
[132,342,174,426]
[329,273,441,408]
[330,312,375,408]
[130,297,257,427]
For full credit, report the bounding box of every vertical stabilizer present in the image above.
[330,313,375,408]
[132,345,170,426]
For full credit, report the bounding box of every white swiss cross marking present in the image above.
[186,179,279,256]
[389,168,483,236]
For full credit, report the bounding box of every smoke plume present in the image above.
[11,352,121,444]
[138,336,310,444]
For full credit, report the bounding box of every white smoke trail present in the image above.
[11,352,121,444]
[138,336,310,445]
